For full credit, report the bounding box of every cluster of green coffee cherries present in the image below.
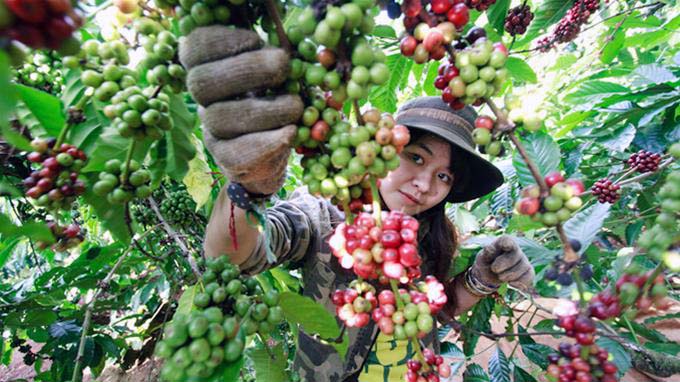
[73,40,136,102]
[155,256,283,381]
[92,159,153,204]
[134,18,187,93]
[102,86,174,141]
[156,0,241,35]
[160,188,197,227]
[15,52,64,95]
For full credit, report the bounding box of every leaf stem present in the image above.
[120,140,137,186]
[410,337,431,372]
[369,176,381,227]
[389,279,404,311]
[572,268,587,309]
[342,199,354,225]
[641,263,665,295]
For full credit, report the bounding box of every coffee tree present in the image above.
[0,0,679,381]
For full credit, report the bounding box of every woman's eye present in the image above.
[410,153,424,164]
[438,173,452,183]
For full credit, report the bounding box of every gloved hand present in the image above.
[179,26,303,195]
[468,236,534,292]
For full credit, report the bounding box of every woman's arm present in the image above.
[446,272,484,316]
[204,186,261,264]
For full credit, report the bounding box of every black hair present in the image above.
[406,128,464,281]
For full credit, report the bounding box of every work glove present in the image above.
[179,26,304,195]
[468,235,534,293]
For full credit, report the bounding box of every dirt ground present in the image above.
[2,297,678,382]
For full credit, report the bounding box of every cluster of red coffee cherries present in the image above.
[590,179,620,204]
[547,343,618,382]
[24,138,87,210]
[332,280,377,328]
[626,150,662,173]
[405,348,451,382]
[0,0,83,52]
[329,211,422,282]
[36,221,84,251]
[587,270,667,321]
[504,4,534,36]
[331,276,447,332]
[536,0,601,51]
[399,0,470,63]
[464,0,496,11]
[516,172,585,227]
[557,314,596,346]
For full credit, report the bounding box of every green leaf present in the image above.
[520,343,552,369]
[6,309,58,328]
[175,284,197,318]
[163,93,197,180]
[0,51,18,130]
[0,237,21,269]
[247,341,289,382]
[600,30,624,64]
[505,57,537,84]
[644,312,680,325]
[634,64,678,85]
[441,341,465,375]
[330,331,349,360]
[81,130,152,173]
[598,123,636,152]
[372,25,396,39]
[368,54,412,113]
[0,214,54,244]
[645,342,680,356]
[422,61,440,96]
[279,291,340,339]
[15,83,65,137]
[549,54,577,72]
[563,203,611,253]
[489,347,510,382]
[80,177,130,243]
[462,297,493,356]
[487,0,511,36]
[513,366,537,382]
[463,363,490,382]
[563,81,629,106]
[511,131,561,187]
[626,321,669,343]
[67,102,105,156]
[596,337,630,377]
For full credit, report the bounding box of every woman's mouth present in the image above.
[399,191,420,204]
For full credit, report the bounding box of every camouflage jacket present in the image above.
[239,187,441,382]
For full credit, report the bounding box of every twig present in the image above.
[263,0,292,54]
[70,226,160,382]
[148,197,201,278]
[556,224,578,262]
[618,158,674,187]
[581,1,664,34]
[598,13,628,57]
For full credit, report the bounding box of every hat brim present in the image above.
[401,119,505,203]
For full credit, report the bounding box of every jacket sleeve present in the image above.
[238,187,335,275]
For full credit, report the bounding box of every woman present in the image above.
[182,27,534,382]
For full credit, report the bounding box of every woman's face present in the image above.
[379,134,454,215]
